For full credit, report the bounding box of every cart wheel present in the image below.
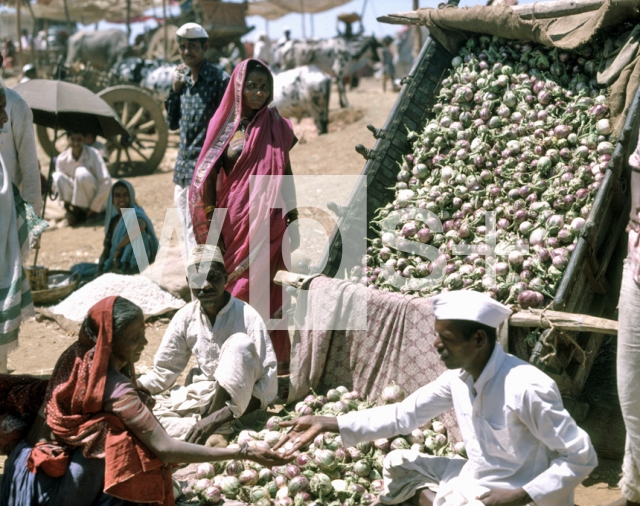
[36,125,68,158]
[98,85,169,177]
[147,25,181,64]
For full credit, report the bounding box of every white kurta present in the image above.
[0,89,42,216]
[338,343,597,506]
[53,145,111,213]
[137,296,278,436]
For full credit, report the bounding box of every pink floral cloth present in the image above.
[290,276,461,442]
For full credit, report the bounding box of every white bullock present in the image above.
[141,64,175,99]
[272,65,331,135]
[276,36,380,108]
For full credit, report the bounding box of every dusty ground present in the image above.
[2,77,624,504]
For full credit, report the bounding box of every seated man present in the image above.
[276,290,597,506]
[137,244,278,447]
[99,179,158,274]
[52,130,111,226]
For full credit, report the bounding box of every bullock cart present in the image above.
[35,62,168,177]
[278,0,639,456]
[146,0,253,64]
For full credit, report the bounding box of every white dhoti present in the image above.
[382,450,488,506]
[151,332,266,438]
[53,167,98,210]
[618,261,640,502]
[174,184,197,265]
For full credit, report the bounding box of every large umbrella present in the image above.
[12,79,128,264]
[12,79,128,138]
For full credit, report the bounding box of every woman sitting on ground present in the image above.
[0,296,290,506]
[99,179,159,274]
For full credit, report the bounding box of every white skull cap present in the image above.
[176,23,208,39]
[431,290,512,328]
[188,244,225,270]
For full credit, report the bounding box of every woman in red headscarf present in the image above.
[189,59,299,375]
[0,296,290,506]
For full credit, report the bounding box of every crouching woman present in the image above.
[99,179,159,274]
[0,296,289,506]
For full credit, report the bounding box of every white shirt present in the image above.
[138,295,278,410]
[338,343,597,506]
[0,88,42,215]
[254,40,271,64]
[55,145,111,213]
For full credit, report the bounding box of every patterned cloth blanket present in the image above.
[289,275,461,442]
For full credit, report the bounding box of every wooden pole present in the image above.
[25,0,37,64]
[126,0,131,43]
[162,0,168,61]
[300,0,306,38]
[62,0,72,34]
[16,0,21,68]
[508,309,618,335]
[412,0,421,61]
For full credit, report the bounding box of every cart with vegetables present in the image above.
[308,0,639,419]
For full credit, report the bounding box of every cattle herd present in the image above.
[60,28,412,135]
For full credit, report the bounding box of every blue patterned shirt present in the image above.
[165,60,230,187]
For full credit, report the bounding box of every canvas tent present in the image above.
[247,0,351,21]
[30,0,153,24]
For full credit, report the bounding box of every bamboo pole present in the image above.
[25,0,37,64]
[62,0,72,34]
[16,0,21,68]
[126,0,131,43]
[300,0,306,38]
[162,0,168,61]
[508,309,617,335]
[412,0,421,61]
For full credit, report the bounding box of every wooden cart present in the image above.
[34,63,169,178]
[306,0,638,419]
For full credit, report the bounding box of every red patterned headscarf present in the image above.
[28,296,174,505]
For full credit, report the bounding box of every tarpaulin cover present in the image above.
[414,0,640,137]
[31,0,154,24]
[247,0,351,21]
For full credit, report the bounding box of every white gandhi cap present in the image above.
[431,290,512,328]
[176,23,208,39]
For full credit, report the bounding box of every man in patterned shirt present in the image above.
[165,23,229,258]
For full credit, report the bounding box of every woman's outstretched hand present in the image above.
[247,445,295,467]
[272,416,340,456]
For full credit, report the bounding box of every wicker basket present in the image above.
[31,270,80,306]
[25,266,49,291]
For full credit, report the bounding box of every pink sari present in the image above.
[189,59,294,373]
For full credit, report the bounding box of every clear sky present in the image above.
[77,0,545,45]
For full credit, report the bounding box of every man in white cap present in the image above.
[274,290,597,506]
[137,244,277,447]
[165,23,229,257]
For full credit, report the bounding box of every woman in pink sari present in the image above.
[189,59,298,375]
